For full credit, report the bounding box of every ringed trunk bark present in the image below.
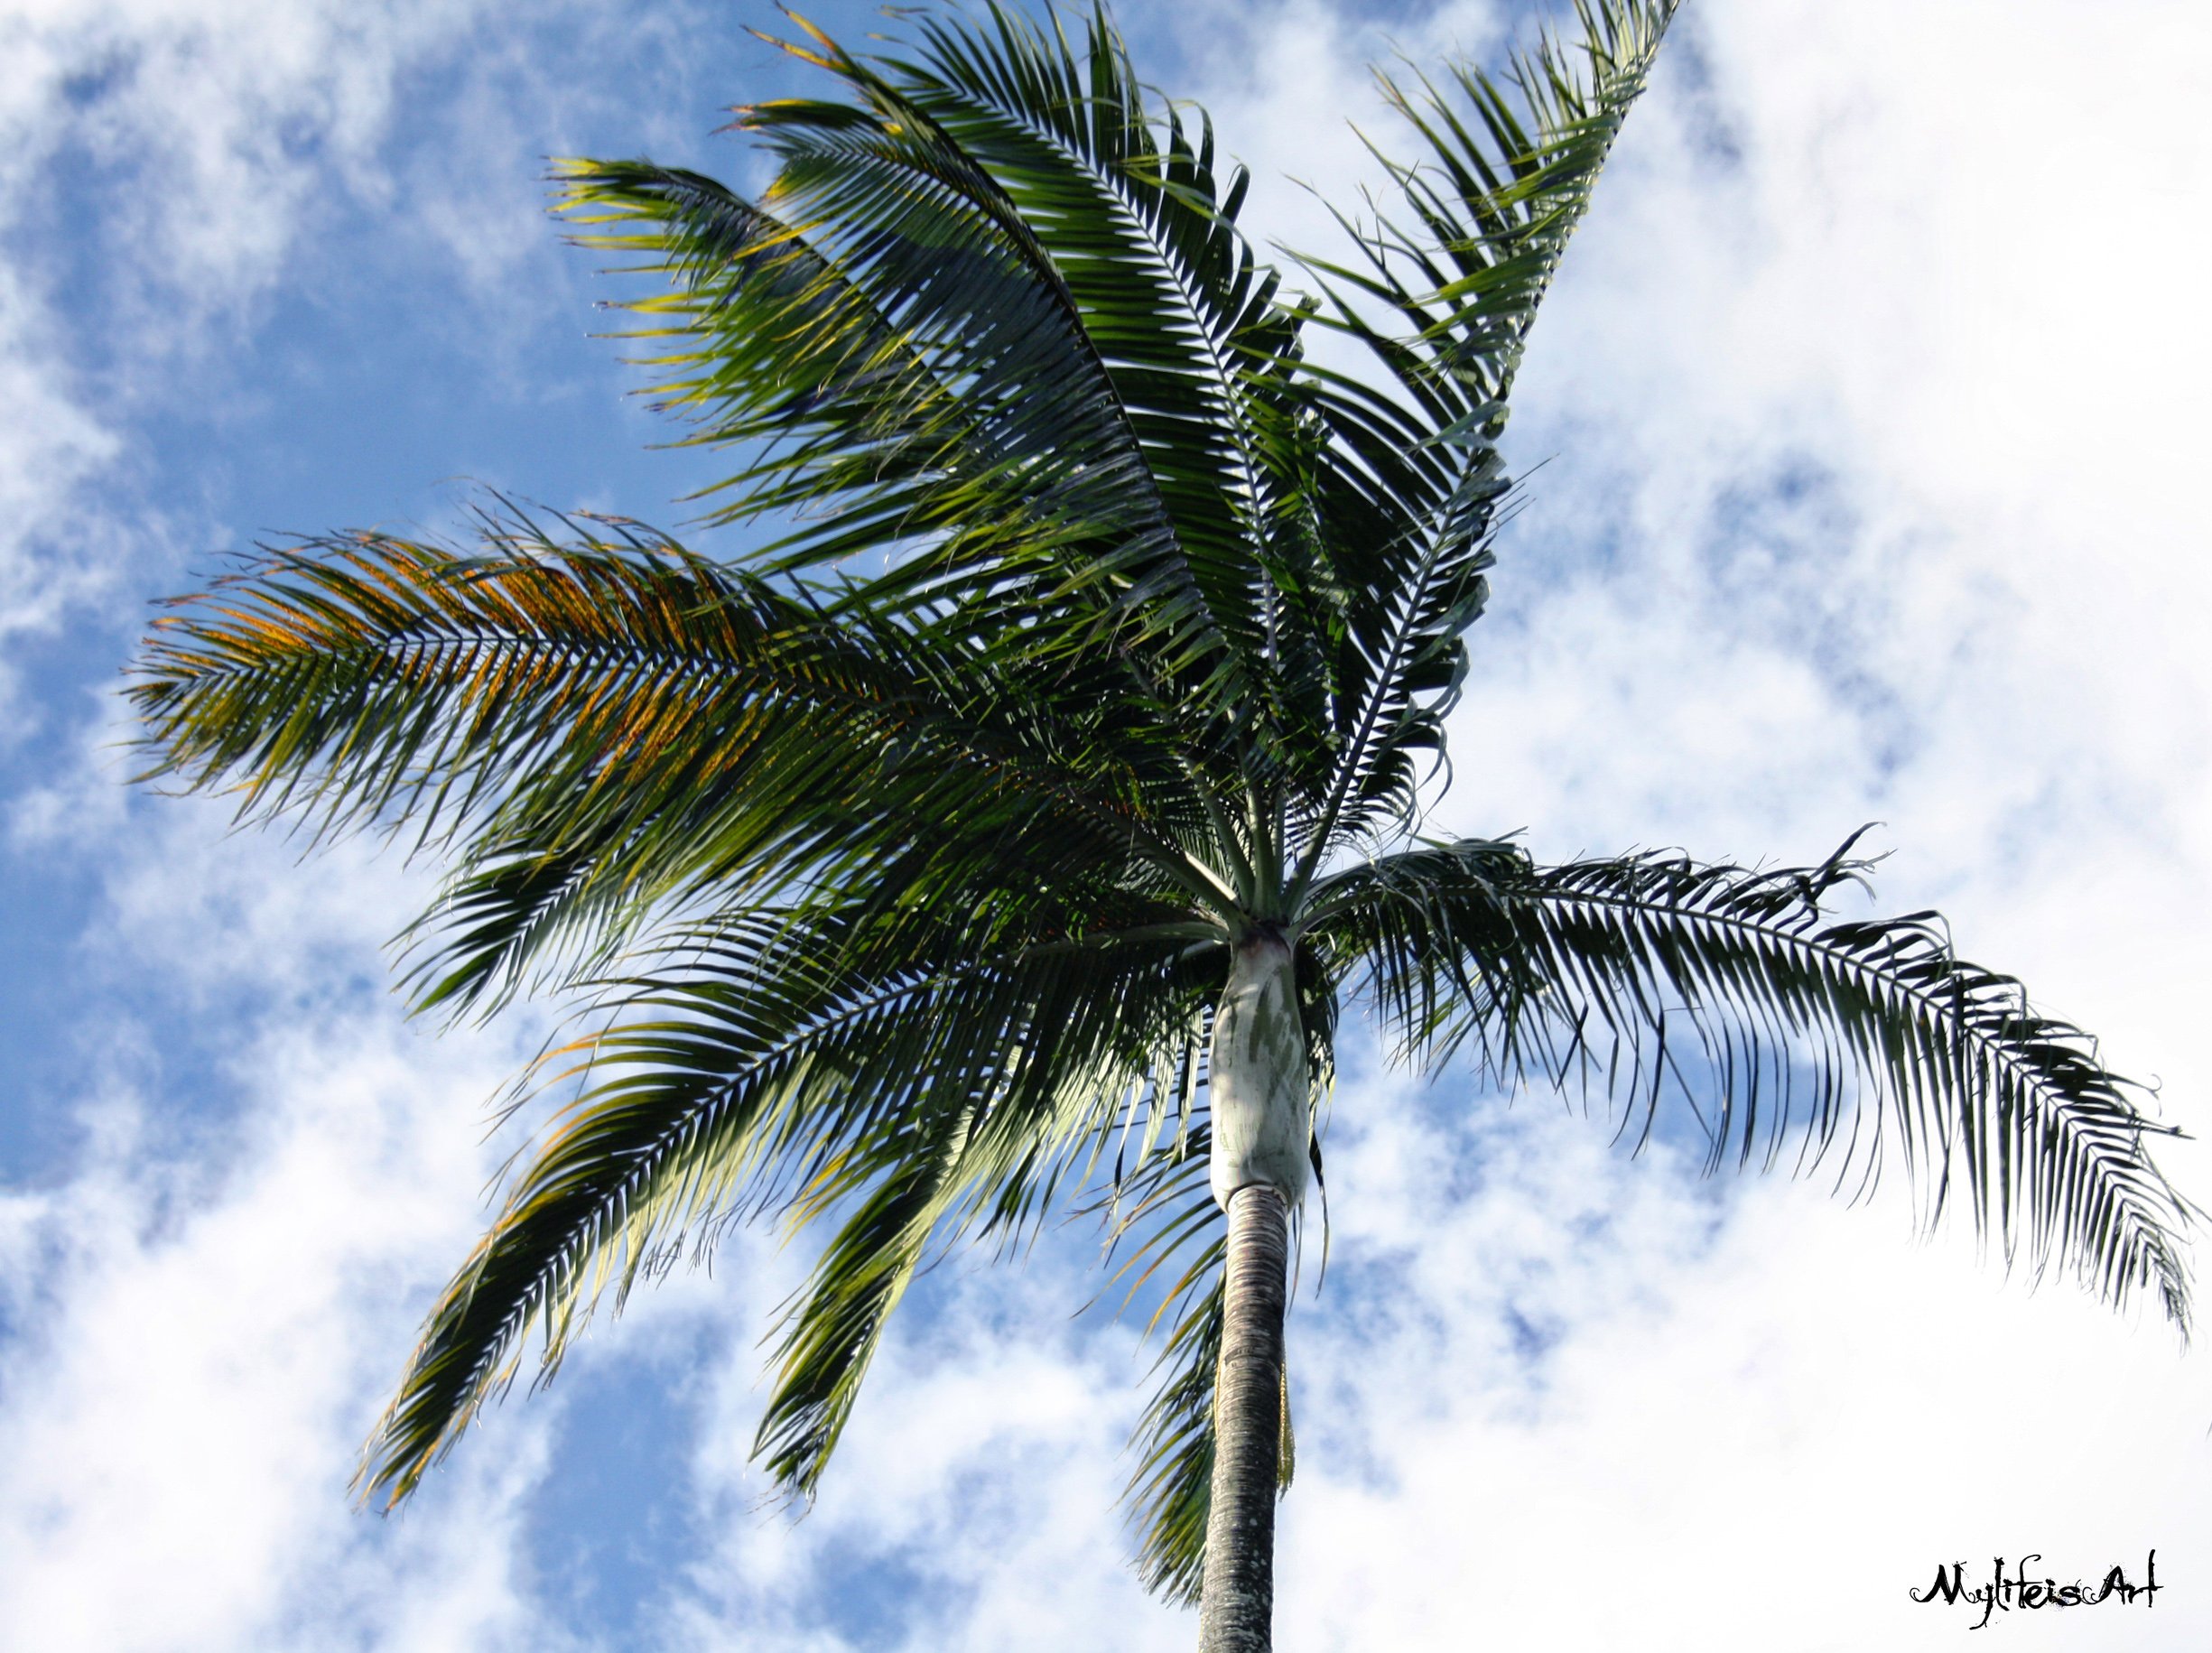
[1199,932,1305,1652]
[1197,1183,1289,1653]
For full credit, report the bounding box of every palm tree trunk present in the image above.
[1199,930,1304,1651]
[1199,1183,1289,1651]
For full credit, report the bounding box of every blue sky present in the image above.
[4,1,2210,1648]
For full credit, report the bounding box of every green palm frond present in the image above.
[559,2,1298,739]
[896,3,1289,629]
[357,905,1215,1507]
[1310,0,1679,411]
[748,929,1231,1499]
[1112,1136,1306,1606]
[1286,2,1679,873]
[1129,1250,1222,1605]
[1311,834,2196,1333]
[130,507,1238,1015]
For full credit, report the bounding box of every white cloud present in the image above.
[3,0,490,337]
[0,267,121,655]
[659,1257,1193,1651]
[1468,0,2212,1121]
[0,846,563,1649]
[0,4,570,1632]
[1277,1092,2204,1650]
[0,0,561,664]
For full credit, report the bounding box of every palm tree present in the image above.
[129,3,2194,1648]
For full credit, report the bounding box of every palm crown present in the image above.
[129,0,2193,1639]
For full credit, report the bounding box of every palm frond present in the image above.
[130,508,1234,1015]
[1310,833,2196,1333]
[1127,1247,1222,1605]
[558,4,1306,742]
[356,906,1213,1508]
[1280,2,1678,873]
[896,2,1288,656]
[1110,1144,1303,1607]
[748,925,1230,1499]
[1310,0,1679,413]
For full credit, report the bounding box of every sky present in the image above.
[2,0,2208,1648]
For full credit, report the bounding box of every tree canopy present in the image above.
[128,0,2194,1617]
